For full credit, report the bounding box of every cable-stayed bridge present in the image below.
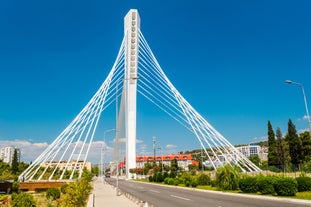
[19,9,260,182]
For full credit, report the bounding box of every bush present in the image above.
[58,177,92,207]
[46,188,61,200]
[296,176,311,192]
[274,177,297,196]
[164,178,179,186]
[256,175,276,195]
[215,165,240,190]
[61,183,69,194]
[169,171,177,178]
[12,193,36,207]
[12,180,20,193]
[197,173,211,186]
[149,175,154,182]
[190,176,198,188]
[180,173,191,186]
[239,176,258,193]
[154,173,164,182]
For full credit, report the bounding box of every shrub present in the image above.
[256,175,276,195]
[61,183,69,194]
[149,175,154,182]
[211,179,217,187]
[274,177,297,196]
[180,173,191,186]
[239,176,258,193]
[163,172,169,180]
[215,164,240,190]
[296,176,311,192]
[46,188,61,201]
[154,173,164,182]
[190,176,198,188]
[197,173,211,186]
[12,193,36,207]
[164,178,179,186]
[12,180,20,193]
[58,177,92,207]
[169,171,177,178]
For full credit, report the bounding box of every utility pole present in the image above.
[153,136,156,163]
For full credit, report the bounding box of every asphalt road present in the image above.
[105,178,311,207]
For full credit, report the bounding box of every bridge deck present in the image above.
[19,181,66,191]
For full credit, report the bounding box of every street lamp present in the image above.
[101,129,115,182]
[285,80,311,134]
[157,147,164,173]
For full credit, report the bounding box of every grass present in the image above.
[295,192,311,200]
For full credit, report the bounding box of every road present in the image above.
[105,178,311,207]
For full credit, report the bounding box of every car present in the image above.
[105,172,111,178]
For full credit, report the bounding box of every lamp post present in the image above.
[101,129,115,182]
[285,80,311,134]
[157,147,164,173]
[115,77,139,195]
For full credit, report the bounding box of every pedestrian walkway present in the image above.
[87,178,139,207]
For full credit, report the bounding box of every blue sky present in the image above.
[1,0,311,162]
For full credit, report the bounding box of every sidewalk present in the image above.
[87,178,139,207]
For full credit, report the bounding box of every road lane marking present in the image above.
[150,190,160,193]
[170,195,191,201]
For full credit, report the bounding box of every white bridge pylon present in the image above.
[19,9,261,182]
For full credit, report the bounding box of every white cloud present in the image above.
[166,144,177,149]
[0,139,48,162]
[303,115,310,120]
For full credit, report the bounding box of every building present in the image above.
[0,147,21,165]
[236,144,268,162]
[135,154,198,171]
[42,160,92,173]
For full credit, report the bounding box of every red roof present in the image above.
[136,154,192,162]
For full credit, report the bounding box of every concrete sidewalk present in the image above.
[87,178,140,207]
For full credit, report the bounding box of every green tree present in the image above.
[267,121,277,166]
[170,158,178,173]
[286,119,303,168]
[275,127,290,170]
[215,164,240,190]
[249,155,260,167]
[46,188,61,201]
[11,149,19,175]
[300,131,311,162]
[91,165,99,176]
[12,193,36,207]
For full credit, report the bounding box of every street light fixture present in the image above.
[101,129,115,182]
[285,80,311,134]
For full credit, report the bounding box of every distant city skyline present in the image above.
[1,1,311,163]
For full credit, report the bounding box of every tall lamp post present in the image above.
[101,129,115,182]
[285,80,311,134]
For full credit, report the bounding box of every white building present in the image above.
[0,147,21,165]
[236,144,267,162]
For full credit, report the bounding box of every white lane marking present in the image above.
[170,194,191,201]
[150,190,160,193]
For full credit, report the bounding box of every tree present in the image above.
[249,155,260,167]
[170,158,178,173]
[215,164,240,190]
[11,193,36,207]
[46,188,61,201]
[300,131,311,162]
[267,121,277,166]
[91,165,99,176]
[11,149,19,175]
[286,119,303,168]
[275,127,290,170]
